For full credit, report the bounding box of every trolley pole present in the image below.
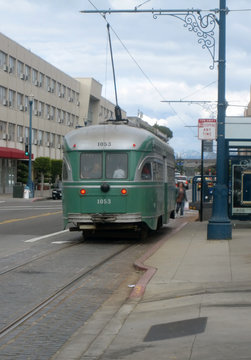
[207,0,232,239]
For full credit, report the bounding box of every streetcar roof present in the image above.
[64,124,174,154]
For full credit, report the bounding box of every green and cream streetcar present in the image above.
[62,121,176,238]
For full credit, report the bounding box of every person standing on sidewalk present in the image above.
[176,182,187,217]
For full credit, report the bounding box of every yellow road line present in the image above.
[0,211,62,225]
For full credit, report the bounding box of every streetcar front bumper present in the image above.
[67,212,142,231]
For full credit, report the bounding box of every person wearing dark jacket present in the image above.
[176,182,188,216]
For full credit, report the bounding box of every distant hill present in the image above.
[175,150,216,160]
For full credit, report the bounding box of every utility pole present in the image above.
[81,0,232,239]
[27,95,34,198]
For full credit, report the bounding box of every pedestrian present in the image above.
[176,182,187,217]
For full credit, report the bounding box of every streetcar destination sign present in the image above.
[198,118,217,140]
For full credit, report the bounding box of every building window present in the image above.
[61,110,65,124]
[46,104,50,119]
[0,121,7,140]
[0,51,7,68]
[17,61,24,76]
[38,102,44,117]
[32,129,37,144]
[17,93,23,108]
[67,87,71,100]
[72,90,75,102]
[57,82,61,97]
[32,69,38,84]
[25,96,29,111]
[71,114,75,127]
[50,133,55,147]
[9,56,16,74]
[9,90,15,108]
[25,65,31,81]
[17,125,23,138]
[8,123,15,141]
[38,130,43,145]
[67,112,70,126]
[50,106,55,120]
[0,86,7,105]
[57,135,61,148]
[46,76,51,91]
[45,132,50,146]
[76,116,79,127]
[51,79,55,93]
[25,127,29,144]
[56,109,61,123]
[39,73,44,87]
[62,85,66,98]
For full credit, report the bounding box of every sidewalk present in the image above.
[53,213,251,360]
[0,190,51,202]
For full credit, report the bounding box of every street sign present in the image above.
[203,140,213,152]
[198,119,217,140]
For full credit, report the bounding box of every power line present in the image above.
[85,1,217,135]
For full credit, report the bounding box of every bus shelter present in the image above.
[226,117,251,220]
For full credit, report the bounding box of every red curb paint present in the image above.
[130,221,188,299]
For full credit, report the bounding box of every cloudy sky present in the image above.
[1,0,251,156]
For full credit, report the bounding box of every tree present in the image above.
[17,161,28,184]
[153,123,173,140]
[33,157,51,196]
[51,159,62,183]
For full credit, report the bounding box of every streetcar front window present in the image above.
[80,152,102,179]
[106,153,128,179]
[62,155,73,181]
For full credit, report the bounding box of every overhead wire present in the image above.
[86,0,219,135]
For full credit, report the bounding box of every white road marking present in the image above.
[25,230,68,243]
[52,241,70,244]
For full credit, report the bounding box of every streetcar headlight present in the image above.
[121,188,127,195]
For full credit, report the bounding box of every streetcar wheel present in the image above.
[157,216,163,231]
[140,225,148,241]
[82,230,93,239]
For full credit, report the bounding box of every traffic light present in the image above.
[25,144,29,156]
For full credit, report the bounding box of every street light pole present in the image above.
[207,0,232,239]
[27,95,34,198]
[81,0,232,239]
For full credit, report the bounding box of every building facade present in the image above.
[0,32,126,194]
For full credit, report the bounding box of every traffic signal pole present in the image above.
[27,96,34,198]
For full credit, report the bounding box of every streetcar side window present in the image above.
[80,152,102,179]
[141,162,152,180]
[153,161,164,181]
[106,153,128,179]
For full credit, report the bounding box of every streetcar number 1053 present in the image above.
[97,199,111,205]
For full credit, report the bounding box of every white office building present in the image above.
[0,32,126,194]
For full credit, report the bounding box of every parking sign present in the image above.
[198,119,217,140]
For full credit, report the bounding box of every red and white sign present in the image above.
[198,118,217,140]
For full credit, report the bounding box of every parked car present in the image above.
[175,175,189,189]
[52,182,62,200]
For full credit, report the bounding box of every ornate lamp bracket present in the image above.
[153,11,220,70]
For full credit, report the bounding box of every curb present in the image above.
[129,221,189,298]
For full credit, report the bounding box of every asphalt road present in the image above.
[0,198,177,359]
